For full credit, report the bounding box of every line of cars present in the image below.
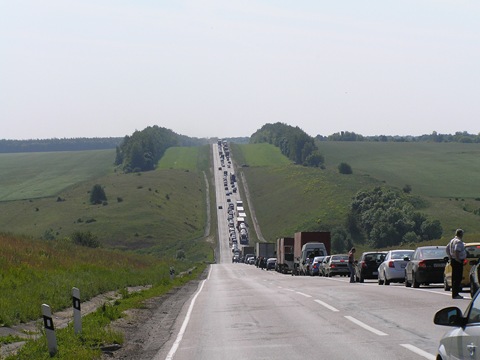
[310,243,480,298]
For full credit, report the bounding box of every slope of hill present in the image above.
[0,146,214,261]
[233,142,480,243]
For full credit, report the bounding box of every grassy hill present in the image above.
[232,142,480,243]
[0,146,214,261]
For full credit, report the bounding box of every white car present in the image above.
[434,291,480,359]
[377,249,414,285]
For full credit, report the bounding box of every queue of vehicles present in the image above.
[217,142,480,359]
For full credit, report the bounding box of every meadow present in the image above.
[0,146,214,260]
[232,142,480,242]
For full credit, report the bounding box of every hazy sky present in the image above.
[1,1,479,140]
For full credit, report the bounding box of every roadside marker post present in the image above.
[42,304,57,356]
[72,287,82,334]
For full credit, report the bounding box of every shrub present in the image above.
[338,162,353,174]
[90,184,107,205]
[71,231,100,248]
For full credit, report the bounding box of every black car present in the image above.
[355,251,387,283]
[404,246,447,288]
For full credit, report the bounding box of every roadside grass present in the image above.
[4,266,206,360]
[0,233,195,327]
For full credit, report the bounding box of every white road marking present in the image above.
[344,315,388,336]
[314,299,339,312]
[160,271,209,360]
[400,344,436,360]
[296,291,312,298]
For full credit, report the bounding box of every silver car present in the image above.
[377,249,414,285]
[434,291,480,359]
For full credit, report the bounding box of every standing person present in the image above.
[446,229,466,299]
[348,247,356,283]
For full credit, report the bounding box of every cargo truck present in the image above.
[256,242,276,260]
[293,232,331,275]
[275,237,295,274]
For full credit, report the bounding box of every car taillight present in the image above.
[464,259,468,265]
[418,260,426,268]
[361,261,367,269]
[331,264,336,268]
[388,261,394,268]
[313,264,318,269]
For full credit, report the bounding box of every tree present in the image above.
[338,162,353,174]
[90,184,107,205]
[71,231,100,248]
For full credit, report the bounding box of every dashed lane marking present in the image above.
[400,344,436,360]
[345,315,388,336]
[314,299,339,312]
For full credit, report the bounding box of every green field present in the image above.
[0,150,115,201]
[0,146,214,260]
[233,142,480,242]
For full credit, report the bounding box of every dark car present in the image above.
[325,254,350,277]
[469,262,480,298]
[355,251,387,283]
[405,246,447,288]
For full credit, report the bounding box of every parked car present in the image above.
[444,242,480,291]
[266,258,277,270]
[433,289,480,359]
[319,256,331,276]
[325,254,350,277]
[355,251,387,283]
[377,249,414,285]
[405,246,447,288]
[309,256,325,276]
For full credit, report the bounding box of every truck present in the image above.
[242,246,255,263]
[293,232,331,275]
[275,237,295,274]
[256,242,276,260]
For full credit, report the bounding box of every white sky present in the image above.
[1,1,479,140]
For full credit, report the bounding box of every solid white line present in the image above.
[314,299,339,312]
[161,271,209,360]
[296,291,312,298]
[344,315,388,336]
[400,344,436,360]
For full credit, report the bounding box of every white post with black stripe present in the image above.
[72,287,82,334]
[42,304,57,356]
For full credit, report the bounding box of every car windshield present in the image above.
[391,250,414,260]
[466,245,480,259]
[419,248,446,259]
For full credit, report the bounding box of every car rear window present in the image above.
[466,245,480,258]
[391,251,414,260]
[420,248,446,259]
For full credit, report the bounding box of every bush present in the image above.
[338,162,353,174]
[90,184,107,205]
[71,231,100,248]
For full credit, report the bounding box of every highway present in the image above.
[153,143,471,360]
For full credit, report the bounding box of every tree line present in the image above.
[250,122,325,167]
[0,138,123,153]
[114,125,209,173]
[321,130,480,143]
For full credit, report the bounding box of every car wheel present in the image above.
[384,272,390,286]
[405,272,411,287]
[412,272,420,288]
[378,276,384,285]
[444,277,450,292]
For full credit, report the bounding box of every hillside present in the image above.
[232,142,480,243]
[0,146,214,261]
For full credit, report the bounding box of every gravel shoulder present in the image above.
[102,268,208,359]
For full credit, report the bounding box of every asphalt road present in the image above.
[152,144,472,360]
